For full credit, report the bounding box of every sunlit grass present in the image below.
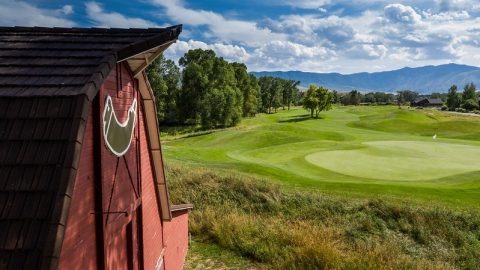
[164,106,480,208]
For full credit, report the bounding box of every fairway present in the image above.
[163,106,480,208]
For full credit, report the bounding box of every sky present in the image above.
[0,0,479,74]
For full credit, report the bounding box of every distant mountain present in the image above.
[251,63,480,94]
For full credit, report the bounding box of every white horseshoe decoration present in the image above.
[102,96,137,156]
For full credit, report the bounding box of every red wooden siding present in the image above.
[164,209,190,270]
[58,102,98,269]
[100,62,143,270]
[58,61,188,269]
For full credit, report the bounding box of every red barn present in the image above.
[0,26,192,269]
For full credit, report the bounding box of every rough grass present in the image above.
[167,164,480,270]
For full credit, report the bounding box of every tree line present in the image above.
[446,83,478,112]
[146,49,302,128]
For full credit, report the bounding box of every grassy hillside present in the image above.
[163,106,480,268]
[168,164,480,269]
[163,106,480,209]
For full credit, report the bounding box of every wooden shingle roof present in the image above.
[0,26,181,270]
[0,26,181,99]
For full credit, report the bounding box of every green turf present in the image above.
[163,106,480,208]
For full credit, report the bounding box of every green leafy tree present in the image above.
[303,85,319,117]
[363,93,376,103]
[397,90,418,105]
[258,76,282,113]
[462,82,477,101]
[248,74,261,116]
[314,86,333,117]
[332,90,339,104]
[232,63,258,117]
[282,80,300,110]
[178,49,242,128]
[303,85,333,118]
[146,55,180,123]
[446,85,461,110]
[349,90,361,105]
[463,99,478,111]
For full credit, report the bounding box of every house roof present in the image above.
[0,26,181,270]
[412,97,443,104]
[427,98,443,104]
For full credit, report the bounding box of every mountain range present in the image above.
[251,63,480,94]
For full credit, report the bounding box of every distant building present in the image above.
[0,26,192,270]
[411,97,444,107]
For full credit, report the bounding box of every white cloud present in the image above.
[166,40,251,63]
[347,44,388,59]
[254,40,335,59]
[149,0,286,46]
[280,0,331,9]
[384,4,422,25]
[0,0,75,27]
[60,5,74,15]
[435,0,480,12]
[425,10,470,21]
[85,1,158,28]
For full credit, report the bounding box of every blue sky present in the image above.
[1,0,479,73]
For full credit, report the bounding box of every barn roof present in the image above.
[0,26,181,270]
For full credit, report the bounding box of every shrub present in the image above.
[441,105,448,111]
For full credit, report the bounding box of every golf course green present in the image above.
[163,106,480,208]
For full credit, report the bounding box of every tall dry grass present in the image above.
[167,164,480,269]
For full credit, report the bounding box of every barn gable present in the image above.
[0,26,181,269]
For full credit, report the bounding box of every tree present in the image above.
[397,90,418,105]
[258,76,273,113]
[314,86,333,117]
[178,49,242,128]
[303,85,333,118]
[248,74,260,116]
[363,92,376,103]
[232,63,258,117]
[146,55,180,123]
[462,82,477,101]
[258,76,282,113]
[303,85,319,117]
[446,84,461,110]
[282,80,300,110]
[349,90,361,105]
[332,90,339,104]
[462,98,478,111]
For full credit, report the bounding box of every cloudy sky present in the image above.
[1,0,479,73]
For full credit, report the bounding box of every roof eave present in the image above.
[116,25,182,62]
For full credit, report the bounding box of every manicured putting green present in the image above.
[305,140,480,181]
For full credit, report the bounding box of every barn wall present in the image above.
[100,62,142,270]
[138,95,166,270]
[59,61,180,270]
[58,104,97,269]
[164,210,190,270]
